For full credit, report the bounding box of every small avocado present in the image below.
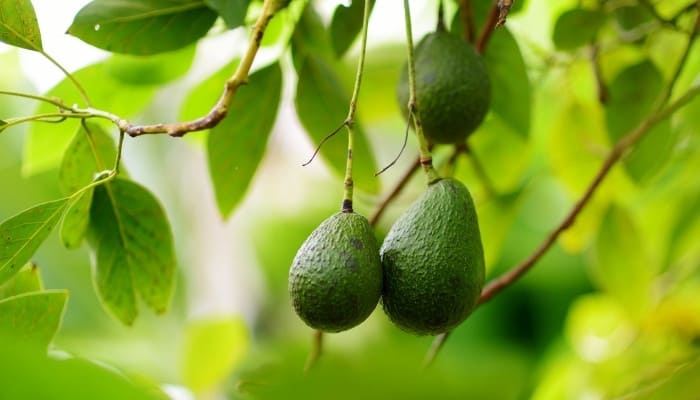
[397,30,491,144]
[380,178,485,336]
[289,211,382,332]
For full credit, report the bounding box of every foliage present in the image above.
[1,0,700,398]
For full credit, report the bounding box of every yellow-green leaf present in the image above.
[0,290,68,350]
[0,198,69,285]
[0,0,43,51]
[181,317,249,392]
[0,263,42,299]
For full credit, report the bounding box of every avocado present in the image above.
[397,30,491,145]
[289,211,382,332]
[380,178,485,335]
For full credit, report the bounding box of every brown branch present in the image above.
[459,0,475,43]
[475,0,513,53]
[98,0,282,137]
[369,156,421,226]
[424,83,700,366]
[590,44,608,104]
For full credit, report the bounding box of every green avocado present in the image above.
[380,178,485,336]
[397,30,491,144]
[289,211,382,332]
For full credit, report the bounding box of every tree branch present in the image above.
[0,0,284,138]
[475,0,513,53]
[424,82,700,366]
[459,0,476,43]
[369,156,421,227]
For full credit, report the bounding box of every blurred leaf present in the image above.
[24,62,155,176]
[181,317,249,392]
[591,205,654,317]
[205,0,250,29]
[606,60,673,182]
[104,45,196,85]
[477,190,524,272]
[0,342,166,400]
[624,358,700,399]
[291,5,334,66]
[665,190,700,267]
[565,294,633,362]
[0,263,42,299]
[329,0,375,58]
[552,8,606,50]
[88,178,176,325]
[467,114,529,193]
[0,0,42,51]
[208,62,282,218]
[68,0,218,55]
[294,56,379,194]
[614,5,653,32]
[0,290,68,350]
[483,27,531,137]
[0,198,69,285]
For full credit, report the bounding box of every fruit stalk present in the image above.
[402,0,440,184]
[341,0,372,212]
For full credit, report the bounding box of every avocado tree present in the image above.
[1,0,700,398]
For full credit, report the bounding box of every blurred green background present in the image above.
[1,0,700,399]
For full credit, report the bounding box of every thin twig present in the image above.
[424,83,700,365]
[590,43,608,104]
[459,0,475,43]
[369,156,421,227]
[475,2,500,53]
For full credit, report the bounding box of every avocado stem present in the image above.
[403,0,441,185]
[340,0,372,213]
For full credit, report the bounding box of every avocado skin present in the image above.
[289,212,382,332]
[380,178,485,336]
[397,31,491,144]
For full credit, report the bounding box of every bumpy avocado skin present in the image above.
[380,178,485,336]
[289,212,382,332]
[397,31,491,144]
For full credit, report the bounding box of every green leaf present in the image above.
[181,317,249,392]
[294,56,379,194]
[329,0,375,58]
[0,263,42,299]
[606,60,673,182]
[60,192,94,250]
[59,123,116,195]
[0,290,68,350]
[591,205,654,318]
[104,45,196,85]
[483,27,531,137]
[553,8,606,50]
[205,0,250,29]
[0,339,167,400]
[67,0,218,55]
[0,0,43,51]
[88,178,176,325]
[0,199,69,285]
[24,62,154,176]
[208,62,282,218]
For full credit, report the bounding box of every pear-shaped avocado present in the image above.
[289,211,382,332]
[380,178,485,335]
[397,30,491,145]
